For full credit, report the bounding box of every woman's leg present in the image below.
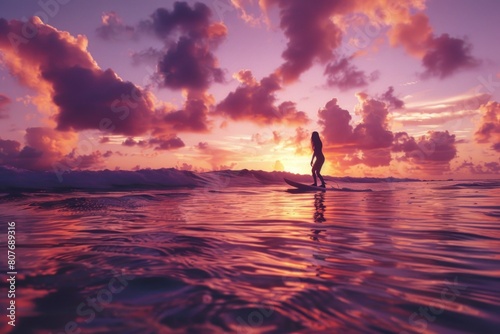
[317,170,325,186]
[311,166,317,186]
[315,158,325,186]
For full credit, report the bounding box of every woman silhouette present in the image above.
[310,131,326,187]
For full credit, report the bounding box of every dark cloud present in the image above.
[260,0,479,91]
[324,56,379,90]
[393,130,457,173]
[96,12,138,41]
[156,36,224,90]
[46,67,155,135]
[353,93,394,150]
[389,13,480,79]
[140,2,228,91]
[215,71,309,125]
[317,98,353,145]
[149,136,185,150]
[475,101,500,152]
[122,137,140,147]
[455,160,500,175]
[380,86,404,109]
[318,94,393,167]
[160,94,212,132]
[0,129,116,172]
[0,127,77,171]
[485,162,500,174]
[122,136,184,150]
[0,94,11,118]
[143,2,214,39]
[318,91,459,171]
[99,137,110,144]
[65,150,107,170]
[319,97,389,168]
[176,162,193,171]
[0,17,157,136]
[421,34,480,79]
[129,2,228,133]
[262,0,343,83]
[0,17,196,157]
[0,138,20,160]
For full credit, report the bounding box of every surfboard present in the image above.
[284,178,372,192]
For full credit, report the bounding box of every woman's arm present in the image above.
[310,153,315,166]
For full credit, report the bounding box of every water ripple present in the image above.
[2,182,500,333]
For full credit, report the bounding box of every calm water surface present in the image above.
[1,180,499,333]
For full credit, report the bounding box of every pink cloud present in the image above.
[455,160,500,175]
[318,89,459,172]
[263,1,479,84]
[273,131,282,144]
[353,93,394,150]
[122,137,142,147]
[0,17,157,136]
[475,101,500,152]
[64,150,107,170]
[0,127,78,171]
[317,98,354,146]
[393,130,457,174]
[284,127,309,154]
[260,0,425,85]
[0,16,193,171]
[162,94,211,132]
[251,131,283,146]
[393,93,490,126]
[0,93,11,119]
[389,13,480,79]
[318,93,394,168]
[176,162,193,171]
[388,12,433,58]
[196,141,238,170]
[324,56,379,90]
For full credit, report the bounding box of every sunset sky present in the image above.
[0,0,499,178]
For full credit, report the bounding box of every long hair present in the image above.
[311,131,322,151]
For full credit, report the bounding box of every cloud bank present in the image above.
[318,89,458,174]
[475,101,500,152]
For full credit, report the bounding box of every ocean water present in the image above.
[0,169,499,334]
